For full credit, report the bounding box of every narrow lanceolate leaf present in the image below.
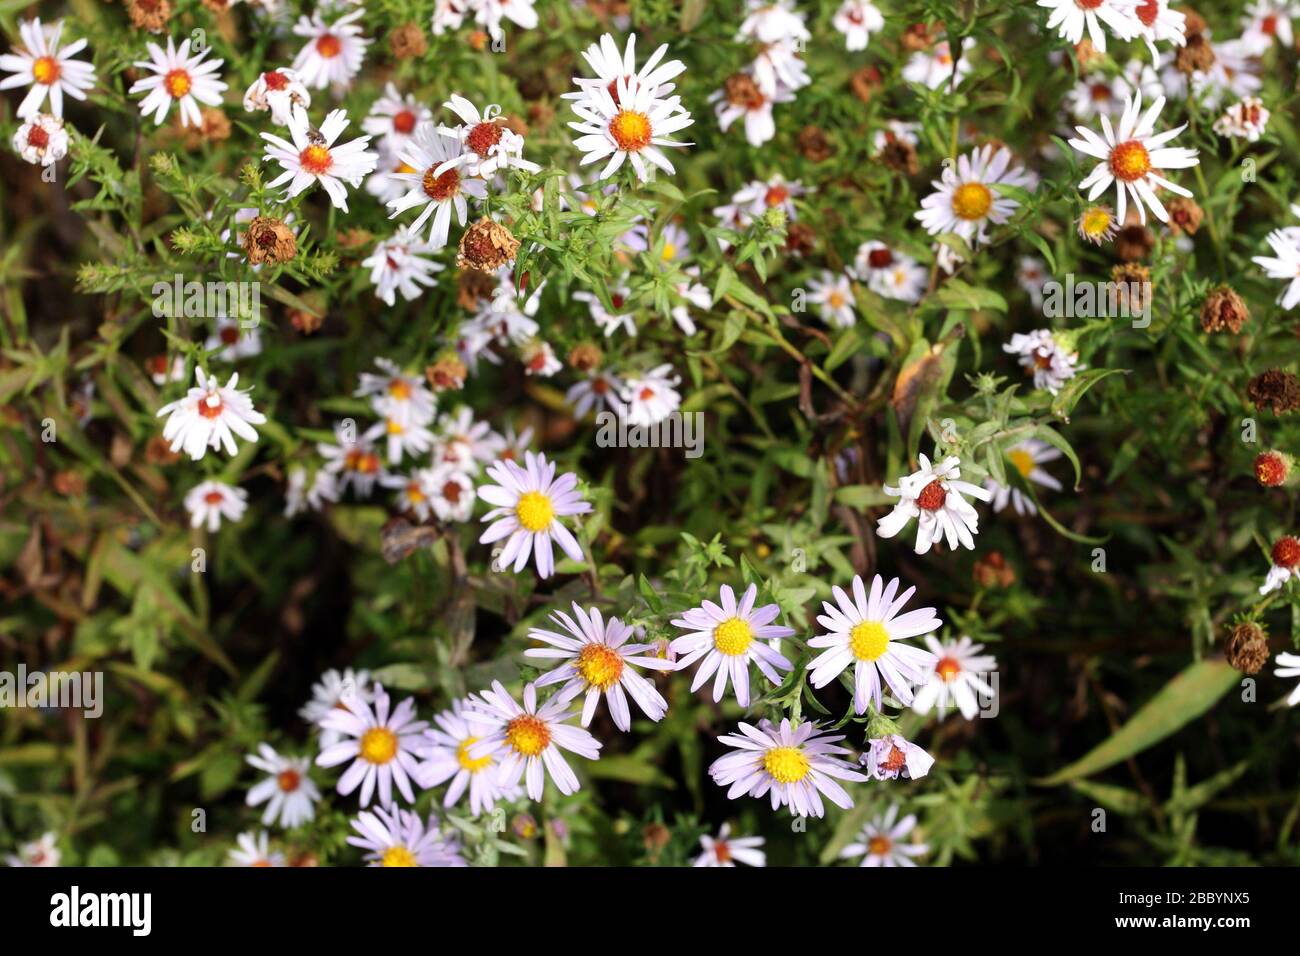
[1038,660,1241,786]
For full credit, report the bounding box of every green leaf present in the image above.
[1038,660,1240,785]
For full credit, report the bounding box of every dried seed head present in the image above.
[457,217,520,273]
[1175,33,1216,75]
[797,125,834,162]
[241,216,297,265]
[568,342,603,372]
[1199,286,1249,334]
[1073,39,1103,70]
[724,73,766,111]
[849,65,882,103]
[879,134,920,176]
[1248,369,1300,415]
[1254,450,1290,487]
[426,353,467,392]
[973,551,1016,589]
[388,22,427,59]
[1165,197,1203,236]
[1115,223,1154,262]
[1224,621,1269,675]
[900,23,933,52]
[126,0,173,32]
[1110,263,1151,311]
[785,221,816,257]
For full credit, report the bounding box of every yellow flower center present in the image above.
[828,290,846,308]
[713,616,754,656]
[32,56,60,85]
[455,736,493,772]
[868,835,892,856]
[299,144,333,175]
[386,419,404,435]
[164,68,192,98]
[1009,449,1035,478]
[763,746,811,784]
[849,620,890,661]
[661,242,677,261]
[506,714,551,757]
[388,379,412,399]
[359,727,398,764]
[577,643,625,690]
[609,110,652,152]
[951,182,993,221]
[1080,206,1114,238]
[1109,139,1152,182]
[381,846,417,867]
[515,490,554,532]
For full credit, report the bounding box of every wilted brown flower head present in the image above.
[1248,369,1300,414]
[568,342,603,372]
[1115,223,1155,261]
[724,73,766,111]
[901,23,933,52]
[388,22,427,59]
[1111,263,1151,312]
[973,551,1016,589]
[1199,286,1249,334]
[242,216,298,266]
[1073,39,1103,70]
[457,218,520,272]
[1224,621,1269,675]
[1254,450,1290,487]
[426,353,468,392]
[1165,197,1203,236]
[878,133,920,176]
[785,221,816,257]
[798,125,834,162]
[849,65,882,103]
[126,0,172,32]
[1175,32,1215,74]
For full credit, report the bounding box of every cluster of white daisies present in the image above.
[220,568,998,866]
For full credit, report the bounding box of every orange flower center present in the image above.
[197,394,224,420]
[299,144,333,175]
[916,479,947,511]
[1272,536,1300,568]
[867,248,893,268]
[868,835,892,856]
[1108,140,1151,182]
[609,110,652,152]
[466,121,503,156]
[32,56,60,85]
[26,124,50,149]
[277,769,301,792]
[203,490,225,504]
[764,185,789,206]
[1136,0,1158,27]
[164,69,192,99]
[316,34,341,58]
[263,70,288,91]
[393,109,417,134]
[951,182,993,221]
[936,656,963,682]
[423,165,460,201]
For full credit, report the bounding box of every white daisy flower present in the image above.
[1253,229,1300,310]
[1275,652,1300,707]
[1214,96,1271,142]
[299,667,375,747]
[566,371,626,419]
[495,422,535,464]
[356,357,437,427]
[853,241,927,303]
[204,317,262,362]
[1017,255,1049,308]
[862,735,935,781]
[348,806,465,867]
[474,0,539,42]
[873,120,920,152]
[620,364,681,427]
[1240,1,1297,54]
[261,105,378,213]
[318,422,388,498]
[426,464,476,522]
[381,468,437,520]
[316,685,428,807]
[915,144,1034,245]
[694,823,766,867]
[983,439,1064,516]
[362,82,431,152]
[1068,60,1162,120]
[901,36,974,90]
[709,72,791,148]
[365,414,435,465]
[418,699,519,816]
[1038,0,1141,52]
[564,32,687,103]
[156,368,266,462]
[228,831,284,867]
[840,804,928,867]
[807,271,857,329]
[833,1,884,50]
[1004,328,1081,394]
[12,113,67,166]
[361,227,444,306]
[243,67,311,125]
[291,9,369,91]
[736,1,810,45]
[477,451,591,578]
[184,479,248,532]
[0,18,96,120]
[146,354,186,387]
[750,39,810,99]
[1259,536,1300,595]
[432,405,505,473]
[129,36,227,128]
[807,573,941,713]
[671,269,712,335]
[1177,40,1263,109]
[714,175,804,233]
[526,602,675,731]
[1069,92,1199,224]
[284,465,338,517]
[430,0,467,35]
[388,121,487,248]
[1133,0,1187,56]
[669,583,795,709]
[877,454,993,555]
[475,267,543,346]
[245,744,320,829]
[5,831,59,867]
[437,95,540,179]
[520,339,562,377]
[463,681,602,800]
[365,144,416,203]
[567,73,694,183]
[911,635,998,719]
[575,286,636,338]
[709,718,866,818]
